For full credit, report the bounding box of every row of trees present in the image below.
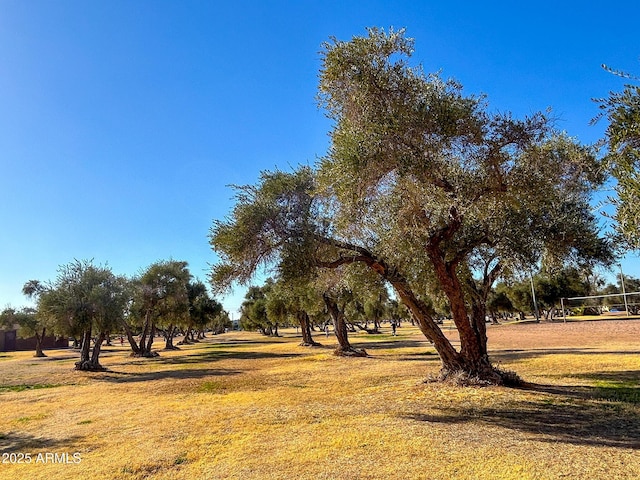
[209,28,637,385]
[238,275,405,348]
[0,259,230,370]
[236,267,637,341]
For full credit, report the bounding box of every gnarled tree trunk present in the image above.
[317,236,516,384]
[122,317,158,357]
[75,327,107,371]
[323,294,367,357]
[34,327,46,358]
[164,324,179,350]
[421,246,510,384]
[89,332,106,370]
[122,320,141,355]
[297,311,320,346]
[75,327,92,369]
[144,323,156,355]
[182,325,194,344]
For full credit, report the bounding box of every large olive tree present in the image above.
[36,260,128,371]
[315,28,611,383]
[211,29,611,384]
[185,280,224,341]
[264,278,323,347]
[126,260,191,355]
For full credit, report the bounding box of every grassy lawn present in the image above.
[1,320,639,479]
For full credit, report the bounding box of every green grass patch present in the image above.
[594,380,640,404]
[0,383,61,393]
[173,454,188,465]
[197,380,228,393]
[16,414,47,423]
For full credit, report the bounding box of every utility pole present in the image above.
[620,264,630,317]
[530,271,540,322]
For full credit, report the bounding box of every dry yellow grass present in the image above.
[1,320,639,479]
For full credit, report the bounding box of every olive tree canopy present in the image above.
[211,28,612,384]
[595,66,640,249]
[37,260,128,371]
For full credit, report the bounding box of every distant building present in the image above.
[0,327,68,352]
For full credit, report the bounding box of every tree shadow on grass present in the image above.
[394,351,441,362]
[106,348,304,369]
[0,431,85,454]
[353,339,428,351]
[492,348,640,363]
[204,338,286,346]
[405,380,640,449]
[28,353,78,362]
[94,368,242,384]
[566,370,640,384]
[151,350,303,365]
[550,371,640,404]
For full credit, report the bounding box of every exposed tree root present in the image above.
[425,366,523,387]
[333,347,368,357]
[130,351,160,358]
[74,361,107,372]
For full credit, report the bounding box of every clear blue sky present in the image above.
[1,0,639,315]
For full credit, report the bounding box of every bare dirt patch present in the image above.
[488,318,640,349]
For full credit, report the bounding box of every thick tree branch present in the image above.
[316,255,370,269]
[429,206,462,248]
[312,233,375,257]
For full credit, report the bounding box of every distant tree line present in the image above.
[233,267,639,340]
[236,275,410,347]
[1,259,230,370]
